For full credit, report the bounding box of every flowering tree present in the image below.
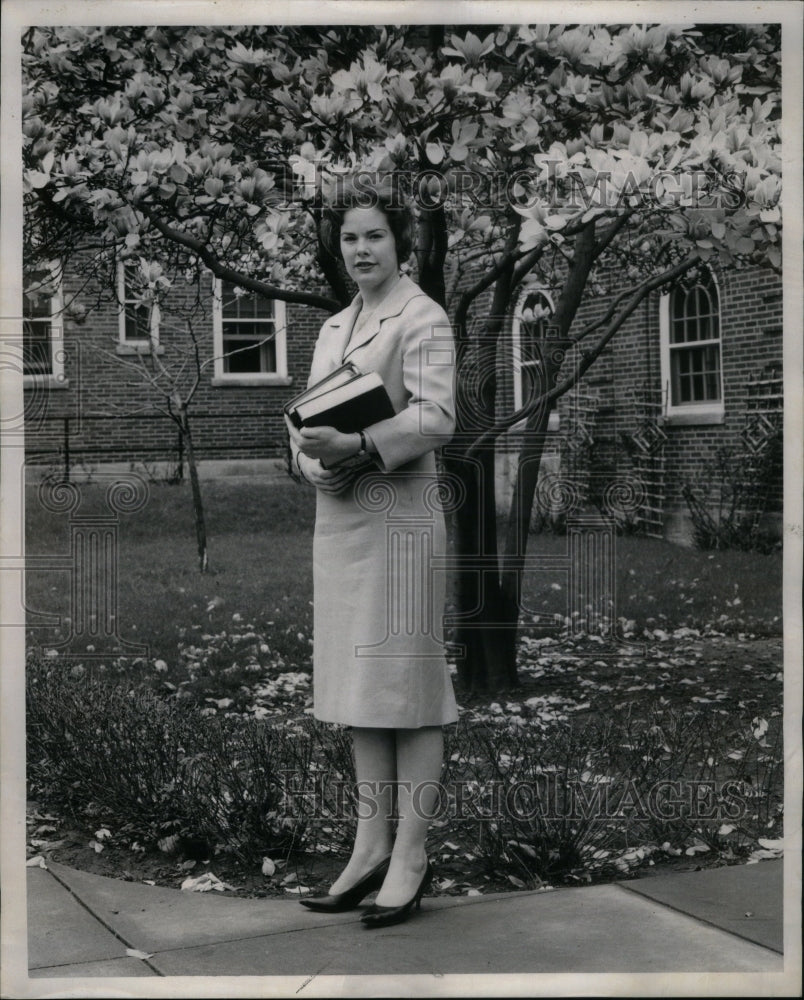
[22,22,781,690]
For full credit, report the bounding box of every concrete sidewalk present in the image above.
[22,859,786,985]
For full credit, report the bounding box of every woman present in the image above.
[286,178,458,929]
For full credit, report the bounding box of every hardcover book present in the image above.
[284,363,395,433]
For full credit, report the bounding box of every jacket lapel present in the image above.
[342,275,425,362]
[319,298,362,371]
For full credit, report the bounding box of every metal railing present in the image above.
[24,412,285,482]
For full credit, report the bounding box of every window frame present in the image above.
[211,277,289,386]
[659,268,724,425]
[117,263,160,354]
[22,281,65,386]
[511,288,560,432]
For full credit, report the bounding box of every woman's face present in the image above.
[339,206,399,300]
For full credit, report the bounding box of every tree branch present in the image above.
[510,242,547,294]
[592,211,632,261]
[572,283,640,343]
[551,221,597,335]
[455,218,523,335]
[466,253,700,454]
[184,318,204,408]
[144,210,341,312]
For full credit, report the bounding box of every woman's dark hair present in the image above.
[321,175,414,263]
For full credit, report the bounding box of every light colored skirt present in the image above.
[311,464,459,729]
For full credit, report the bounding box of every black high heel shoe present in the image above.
[360,860,433,929]
[299,856,391,913]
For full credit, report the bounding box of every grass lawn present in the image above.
[26,476,782,673]
[26,478,317,669]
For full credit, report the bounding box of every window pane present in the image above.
[24,295,52,320]
[23,288,55,375]
[672,360,686,403]
[254,296,273,318]
[520,291,552,362]
[670,271,720,345]
[222,281,273,320]
[222,335,276,373]
[668,269,721,404]
[670,345,721,404]
[670,317,686,345]
[121,265,152,341]
[222,320,275,341]
[23,318,52,375]
[703,346,720,400]
[229,293,255,318]
[125,304,150,340]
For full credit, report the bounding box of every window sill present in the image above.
[665,407,724,426]
[116,343,164,356]
[211,375,292,387]
[23,376,70,389]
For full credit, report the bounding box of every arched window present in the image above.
[660,268,724,423]
[511,289,559,429]
[117,262,159,352]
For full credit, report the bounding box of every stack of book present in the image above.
[284,362,395,470]
[284,362,394,433]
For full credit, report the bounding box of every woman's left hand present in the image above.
[288,421,361,468]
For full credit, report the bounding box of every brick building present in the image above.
[23,265,330,475]
[496,263,783,542]
[23,261,783,543]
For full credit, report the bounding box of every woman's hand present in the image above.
[286,418,360,493]
[288,421,361,469]
[296,452,355,494]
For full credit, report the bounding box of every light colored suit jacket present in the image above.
[296,275,456,474]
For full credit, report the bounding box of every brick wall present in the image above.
[24,269,329,469]
[608,266,783,508]
[24,263,783,527]
[489,264,783,522]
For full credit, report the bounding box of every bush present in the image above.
[439,708,782,885]
[27,661,782,885]
[682,441,782,553]
[27,659,324,863]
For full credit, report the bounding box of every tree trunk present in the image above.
[500,339,572,618]
[497,403,554,656]
[448,306,582,690]
[178,408,209,573]
[416,203,448,308]
[445,295,520,694]
[445,444,518,694]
